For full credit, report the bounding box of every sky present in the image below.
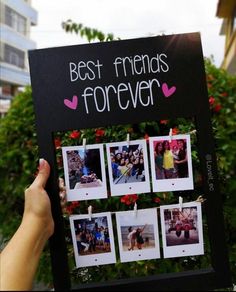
[30,0,225,68]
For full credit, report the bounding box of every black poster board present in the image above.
[29,32,231,291]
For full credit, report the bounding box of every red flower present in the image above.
[220,92,228,97]
[95,137,101,143]
[172,127,179,135]
[213,104,222,113]
[160,120,169,125]
[209,96,215,105]
[120,194,138,205]
[69,130,80,139]
[95,129,105,137]
[54,138,61,149]
[207,83,212,89]
[153,197,161,204]
[66,201,80,214]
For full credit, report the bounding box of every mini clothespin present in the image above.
[88,205,93,221]
[190,129,197,135]
[82,138,86,150]
[179,196,183,212]
[134,202,138,218]
[126,133,130,147]
[169,128,173,143]
[196,195,206,203]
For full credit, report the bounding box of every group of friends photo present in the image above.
[160,202,204,259]
[149,135,194,192]
[109,144,146,184]
[70,213,116,268]
[153,139,189,180]
[70,204,203,268]
[73,217,111,256]
[61,134,194,201]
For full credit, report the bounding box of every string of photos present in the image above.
[69,198,204,268]
[62,130,194,201]
[60,129,206,269]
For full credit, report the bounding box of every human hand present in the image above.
[23,159,54,239]
[0,159,54,291]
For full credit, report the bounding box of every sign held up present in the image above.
[29,32,231,291]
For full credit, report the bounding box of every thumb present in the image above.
[33,158,50,188]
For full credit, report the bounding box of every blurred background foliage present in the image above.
[0,28,235,289]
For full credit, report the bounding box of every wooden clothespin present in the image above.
[82,138,86,150]
[127,133,130,147]
[134,202,138,218]
[169,128,173,143]
[88,205,93,221]
[189,129,197,135]
[196,195,206,203]
[179,196,183,212]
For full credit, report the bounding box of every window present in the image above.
[5,6,26,35]
[4,44,25,68]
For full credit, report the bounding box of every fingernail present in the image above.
[39,158,45,171]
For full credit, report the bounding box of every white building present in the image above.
[0,0,37,117]
[216,0,236,75]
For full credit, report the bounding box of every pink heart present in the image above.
[162,83,176,97]
[64,95,78,110]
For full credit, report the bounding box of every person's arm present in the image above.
[175,152,187,164]
[0,159,54,291]
[141,224,147,232]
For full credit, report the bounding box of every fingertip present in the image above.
[39,158,44,167]
[39,158,50,173]
[39,158,50,169]
[33,158,50,188]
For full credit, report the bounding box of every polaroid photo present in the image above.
[69,212,116,268]
[160,201,204,258]
[106,139,150,196]
[149,134,194,192]
[115,208,160,263]
[62,144,107,201]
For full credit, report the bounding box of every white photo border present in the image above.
[149,134,194,192]
[69,212,116,268]
[62,144,107,201]
[160,201,204,259]
[115,208,160,263]
[106,139,151,196]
